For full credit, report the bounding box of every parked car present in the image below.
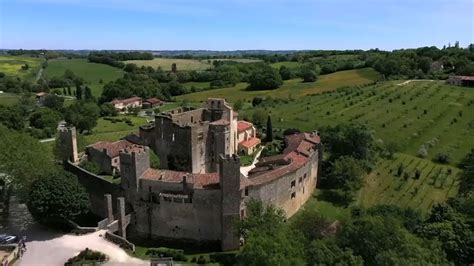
[0,235,17,244]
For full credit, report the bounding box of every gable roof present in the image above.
[237,120,253,132]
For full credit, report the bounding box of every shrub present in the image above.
[65,248,107,265]
[417,146,428,158]
[433,152,451,164]
[145,248,186,261]
[197,255,208,264]
[414,169,421,179]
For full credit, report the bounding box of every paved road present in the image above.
[2,197,149,266]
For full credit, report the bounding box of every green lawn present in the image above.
[82,115,148,146]
[44,58,124,97]
[0,55,43,81]
[125,58,212,71]
[176,68,380,102]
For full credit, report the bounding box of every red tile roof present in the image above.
[111,96,142,105]
[451,75,474,81]
[88,139,142,158]
[141,169,220,189]
[237,120,253,132]
[145,98,164,104]
[247,132,320,186]
[240,137,261,149]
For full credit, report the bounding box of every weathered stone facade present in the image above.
[63,98,321,252]
[139,98,238,174]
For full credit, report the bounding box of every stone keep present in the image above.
[58,126,79,163]
[120,146,150,202]
[219,154,241,251]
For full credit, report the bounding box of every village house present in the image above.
[142,98,164,109]
[446,76,474,87]
[35,92,48,105]
[237,120,261,154]
[111,96,142,112]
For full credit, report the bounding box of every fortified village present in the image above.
[59,98,322,251]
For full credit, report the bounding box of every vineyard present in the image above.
[236,80,473,211]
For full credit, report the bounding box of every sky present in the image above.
[0,0,473,51]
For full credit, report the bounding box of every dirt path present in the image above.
[396,80,434,86]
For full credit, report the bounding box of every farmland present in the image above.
[176,68,380,102]
[125,57,261,71]
[44,59,124,97]
[125,58,212,71]
[232,80,473,211]
[0,55,43,81]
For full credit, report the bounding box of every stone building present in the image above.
[111,96,142,112]
[237,120,260,154]
[139,98,239,174]
[60,98,321,252]
[446,75,474,87]
[85,139,138,175]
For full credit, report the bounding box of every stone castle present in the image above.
[60,98,321,251]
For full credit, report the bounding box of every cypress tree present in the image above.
[84,86,93,100]
[62,87,66,95]
[266,115,273,142]
[67,86,71,95]
[76,85,82,100]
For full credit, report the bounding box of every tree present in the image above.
[327,156,365,205]
[300,66,318,82]
[340,216,448,265]
[0,125,56,198]
[0,105,25,130]
[265,115,273,142]
[99,103,118,117]
[29,108,62,130]
[233,99,244,112]
[27,170,90,227]
[279,65,292,80]
[64,101,100,133]
[76,85,83,100]
[84,86,93,100]
[43,94,65,112]
[171,63,177,73]
[252,108,267,127]
[322,124,375,162]
[247,64,283,91]
[307,239,363,266]
[67,86,72,95]
[237,200,306,265]
[417,204,474,264]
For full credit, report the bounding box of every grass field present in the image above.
[83,115,148,146]
[125,58,212,71]
[44,59,124,97]
[176,68,380,102]
[270,61,302,69]
[0,55,43,81]
[0,93,21,106]
[126,58,262,71]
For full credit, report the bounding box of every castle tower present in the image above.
[119,146,150,202]
[219,154,241,251]
[58,126,79,163]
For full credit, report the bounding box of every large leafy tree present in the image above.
[29,108,62,130]
[64,101,100,133]
[339,216,449,265]
[247,64,283,91]
[0,125,56,197]
[237,200,305,265]
[27,170,90,226]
